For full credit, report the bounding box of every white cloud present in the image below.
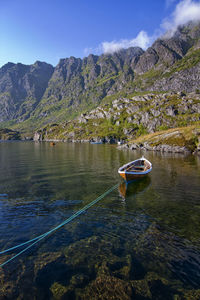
[84,31,155,56]
[101,31,153,54]
[162,0,200,33]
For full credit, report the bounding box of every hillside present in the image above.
[0,22,200,134]
[33,91,200,152]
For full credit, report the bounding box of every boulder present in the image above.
[33,132,42,141]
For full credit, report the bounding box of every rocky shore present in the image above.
[32,126,200,155]
[118,126,200,155]
[118,142,199,154]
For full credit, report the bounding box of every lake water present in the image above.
[0,141,200,299]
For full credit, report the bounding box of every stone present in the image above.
[33,132,42,141]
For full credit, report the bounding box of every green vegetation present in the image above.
[96,73,120,86]
[0,128,21,140]
[136,124,148,136]
[131,123,200,151]
[157,125,169,131]
[164,48,200,77]
[140,68,163,86]
[34,90,200,148]
[1,21,200,137]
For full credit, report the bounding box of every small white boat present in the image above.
[118,157,152,181]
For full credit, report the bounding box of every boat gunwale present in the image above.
[118,157,152,175]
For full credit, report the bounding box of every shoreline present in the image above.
[117,142,200,155]
[1,137,200,156]
[1,123,200,156]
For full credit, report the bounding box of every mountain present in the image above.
[0,22,200,132]
[133,22,200,92]
[0,61,54,123]
[28,47,144,126]
[134,22,199,74]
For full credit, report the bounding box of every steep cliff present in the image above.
[0,61,54,123]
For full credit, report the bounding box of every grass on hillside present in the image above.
[130,123,200,151]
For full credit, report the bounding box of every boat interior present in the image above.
[121,160,150,173]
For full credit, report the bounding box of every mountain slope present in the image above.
[132,22,200,92]
[0,22,200,132]
[30,47,144,125]
[135,21,200,74]
[35,91,200,143]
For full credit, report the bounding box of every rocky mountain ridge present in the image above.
[0,22,200,132]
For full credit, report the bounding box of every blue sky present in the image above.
[0,0,200,67]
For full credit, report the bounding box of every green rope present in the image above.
[0,183,118,268]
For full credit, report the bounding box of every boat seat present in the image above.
[126,166,144,172]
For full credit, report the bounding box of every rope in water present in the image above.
[0,183,118,268]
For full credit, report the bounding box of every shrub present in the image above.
[195,89,200,94]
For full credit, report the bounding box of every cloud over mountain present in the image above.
[84,31,155,56]
[162,0,200,33]
[85,0,200,55]
[101,31,153,54]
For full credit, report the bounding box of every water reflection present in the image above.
[118,176,151,200]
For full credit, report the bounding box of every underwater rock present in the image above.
[131,278,152,299]
[131,271,185,299]
[34,251,63,276]
[50,282,69,299]
[177,288,200,299]
[63,235,133,281]
[77,274,133,300]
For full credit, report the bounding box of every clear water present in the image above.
[0,141,200,299]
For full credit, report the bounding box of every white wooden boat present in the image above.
[118,157,152,181]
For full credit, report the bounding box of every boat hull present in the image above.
[119,172,148,181]
[118,157,152,182]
